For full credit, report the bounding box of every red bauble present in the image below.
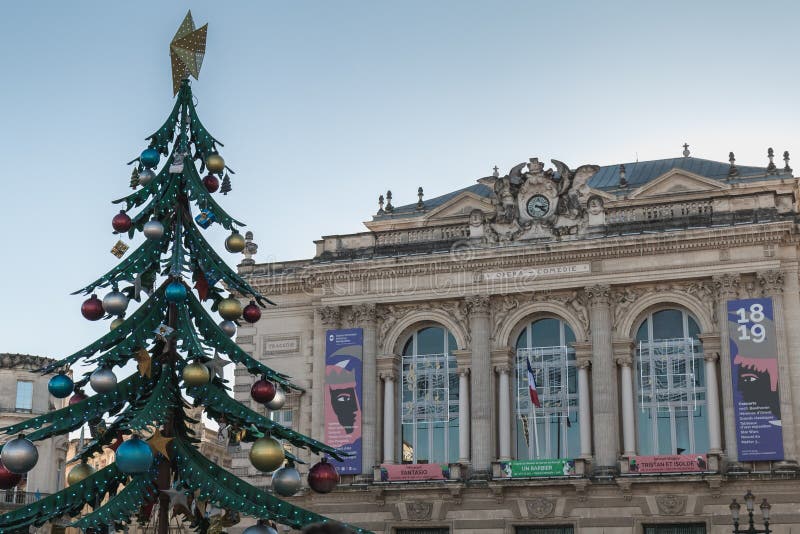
[81,294,105,321]
[203,174,219,193]
[308,459,339,494]
[69,390,88,405]
[0,459,22,490]
[242,301,262,324]
[251,378,276,403]
[112,210,132,233]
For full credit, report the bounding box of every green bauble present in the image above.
[67,461,95,486]
[182,362,210,387]
[249,437,285,473]
[218,297,242,320]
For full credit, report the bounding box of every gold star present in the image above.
[134,347,152,378]
[147,428,174,459]
[170,11,208,95]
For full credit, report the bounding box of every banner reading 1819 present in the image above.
[324,328,363,473]
[727,298,784,461]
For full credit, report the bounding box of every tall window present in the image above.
[401,326,459,464]
[515,318,579,459]
[15,381,33,412]
[643,524,705,534]
[636,309,708,455]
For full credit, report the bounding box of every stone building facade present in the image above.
[235,151,800,534]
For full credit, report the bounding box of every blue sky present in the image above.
[1,1,799,359]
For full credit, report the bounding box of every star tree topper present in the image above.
[170,11,208,95]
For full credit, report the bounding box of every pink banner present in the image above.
[629,454,708,473]
[378,463,445,482]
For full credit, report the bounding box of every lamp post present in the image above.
[730,490,771,534]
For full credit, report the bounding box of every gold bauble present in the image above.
[182,362,211,387]
[218,298,242,321]
[225,232,246,253]
[67,462,95,486]
[249,437,285,473]
[206,154,225,173]
[110,318,125,331]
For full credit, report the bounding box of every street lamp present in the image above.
[730,490,771,534]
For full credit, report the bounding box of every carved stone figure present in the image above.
[655,494,687,515]
[526,497,555,518]
[406,502,433,521]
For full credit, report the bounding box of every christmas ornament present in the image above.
[110,317,125,330]
[225,231,246,253]
[307,458,339,494]
[110,240,130,258]
[219,320,236,337]
[271,464,301,496]
[203,173,219,193]
[90,367,117,394]
[206,153,225,173]
[146,428,174,459]
[220,172,232,195]
[250,378,276,404]
[182,361,210,386]
[81,294,105,321]
[143,219,165,240]
[138,168,156,186]
[170,11,208,95]
[140,148,160,169]
[0,459,22,490]
[48,373,74,398]
[242,300,261,323]
[243,523,278,534]
[195,209,216,229]
[265,388,286,410]
[218,297,242,320]
[129,167,140,189]
[115,436,154,474]
[67,461,96,486]
[154,323,175,340]
[1,435,39,474]
[249,436,284,473]
[112,210,132,233]
[169,151,186,174]
[165,281,188,303]
[102,290,129,316]
[134,348,152,378]
[206,352,230,379]
[69,390,87,405]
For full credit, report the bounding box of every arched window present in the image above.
[515,317,579,459]
[635,309,707,455]
[401,326,459,464]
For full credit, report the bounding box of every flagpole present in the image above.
[532,406,540,459]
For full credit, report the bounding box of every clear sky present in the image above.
[1,1,799,359]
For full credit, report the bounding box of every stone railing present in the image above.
[606,200,713,226]
[375,224,470,247]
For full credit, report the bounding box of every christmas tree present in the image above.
[0,12,369,534]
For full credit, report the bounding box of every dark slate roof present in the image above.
[372,156,788,220]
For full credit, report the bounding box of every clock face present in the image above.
[526,195,551,218]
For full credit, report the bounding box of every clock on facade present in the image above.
[526,195,551,218]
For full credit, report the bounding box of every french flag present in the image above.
[526,357,541,408]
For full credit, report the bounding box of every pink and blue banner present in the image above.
[324,328,363,473]
[727,298,784,461]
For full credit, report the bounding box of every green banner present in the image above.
[500,459,575,478]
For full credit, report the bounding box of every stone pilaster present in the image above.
[377,354,400,464]
[453,349,472,465]
[613,340,636,457]
[712,273,740,460]
[353,303,378,474]
[782,266,800,461]
[467,294,493,474]
[698,333,723,454]
[572,342,593,460]
[585,284,619,473]
[312,305,340,442]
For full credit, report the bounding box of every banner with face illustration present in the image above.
[727,298,784,461]
[325,328,363,473]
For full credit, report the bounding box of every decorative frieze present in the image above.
[465,294,491,316]
[316,305,341,326]
[585,284,611,307]
[758,269,785,295]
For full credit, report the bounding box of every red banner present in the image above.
[629,454,708,473]
[378,463,446,481]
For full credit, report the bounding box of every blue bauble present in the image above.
[140,148,160,169]
[48,374,74,399]
[115,437,153,474]
[165,281,187,303]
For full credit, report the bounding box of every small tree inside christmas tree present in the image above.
[0,12,368,534]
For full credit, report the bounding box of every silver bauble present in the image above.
[219,320,237,337]
[143,219,164,240]
[102,291,129,316]
[265,388,286,410]
[90,367,117,394]
[243,525,278,534]
[271,465,302,496]
[1,436,38,474]
[138,168,156,186]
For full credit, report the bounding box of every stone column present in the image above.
[698,333,723,454]
[758,270,797,462]
[377,354,399,464]
[352,303,378,474]
[713,273,740,460]
[453,349,472,464]
[572,342,593,460]
[585,284,619,473]
[467,295,493,474]
[495,364,512,460]
[312,306,340,442]
[782,265,800,459]
[614,341,636,457]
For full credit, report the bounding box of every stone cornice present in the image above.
[0,354,56,372]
